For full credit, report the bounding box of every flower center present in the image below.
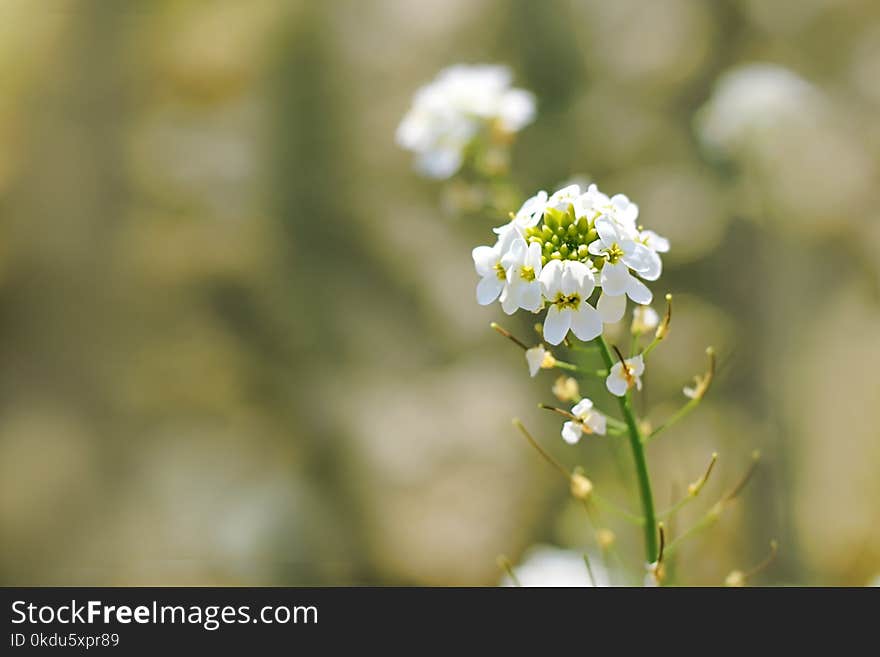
[576,412,595,433]
[606,243,625,264]
[552,292,581,310]
[519,265,535,282]
[494,262,506,280]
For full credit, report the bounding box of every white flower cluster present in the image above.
[695,63,819,156]
[473,183,669,345]
[396,64,535,179]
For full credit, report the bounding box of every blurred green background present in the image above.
[1,0,878,586]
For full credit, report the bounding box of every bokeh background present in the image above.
[1,0,879,586]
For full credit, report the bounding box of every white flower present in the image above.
[606,193,640,237]
[588,215,655,322]
[502,240,543,312]
[397,64,535,179]
[472,229,520,310]
[695,64,819,156]
[525,345,555,377]
[500,545,607,587]
[631,305,660,334]
[495,190,549,234]
[639,229,670,254]
[538,260,602,345]
[547,184,582,212]
[561,398,606,444]
[606,354,645,397]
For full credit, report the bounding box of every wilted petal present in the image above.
[525,346,546,377]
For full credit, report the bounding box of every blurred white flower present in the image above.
[500,545,607,587]
[561,398,606,444]
[525,345,554,377]
[606,354,645,397]
[539,260,602,345]
[695,63,820,156]
[631,305,659,334]
[397,64,535,178]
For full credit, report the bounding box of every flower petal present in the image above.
[606,372,628,397]
[561,421,582,445]
[476,275,504,305]
[517,281,543,312]
[588,413,607,436]
[543,307,572,345]
[636,249,662,282]
[571,398,593,417]
[539,259,564,297]
[500,285,518,315]
[472,245,496,276]
[626,276,653,305]
[525,241,543,271]
[587,239,606,257]
[641,230,670,253]
[597,292,626,323]
[567,260,595,297]
[600,261,630,297]
[570,302,603,342]
[628,354,645,376]
[595,215,620,246]
[525,346,545,377]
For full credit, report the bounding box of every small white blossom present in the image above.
[538,260,602,345]
[525,345,554,377]
[472,229,520,310]
[561,398,606,444]
[589,215,655,319]
[631,305,660,334]
[547,184,583,212]
[495,190,549,234]
[606,354,645,397]
[502,240,544,312]
[397,64,535,179]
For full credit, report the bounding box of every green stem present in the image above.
[595,336,659,563]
